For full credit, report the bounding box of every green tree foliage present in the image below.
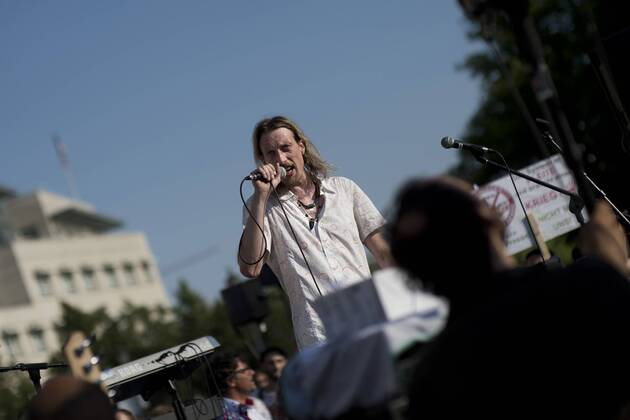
[452,0,630,214]
[11,274,297,414]
[53,301,175,367]
[50,279,251,369]
[25,278,254,411]
[0,369,34,420]
[172,279,244,353]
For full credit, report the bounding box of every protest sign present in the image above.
[474,154,587,255]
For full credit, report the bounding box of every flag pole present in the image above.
[51,134,80,199]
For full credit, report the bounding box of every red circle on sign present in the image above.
[476,185,516,225]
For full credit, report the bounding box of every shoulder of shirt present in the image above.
[325,175,352,183]
[322,175,357,190]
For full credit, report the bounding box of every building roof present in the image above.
[50,208,122,232]
[0,185,17,200]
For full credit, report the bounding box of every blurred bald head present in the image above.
[27,375,115,420]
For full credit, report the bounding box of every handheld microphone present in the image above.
[245,166,287,181]
[441,136,491,153]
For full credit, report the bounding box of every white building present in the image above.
[0,186,170,364]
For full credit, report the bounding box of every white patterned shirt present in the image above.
[243,176,385,349]
[222,397,272,420]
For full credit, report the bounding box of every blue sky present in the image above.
[1,1,483,301]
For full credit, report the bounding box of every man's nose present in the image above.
[268,150,285,163]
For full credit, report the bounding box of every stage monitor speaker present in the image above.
[221,279,269,327]
[259,263,280,287]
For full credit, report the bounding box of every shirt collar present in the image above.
[224,397,253,405]
[320,177,335,194]
[224,397,254,415]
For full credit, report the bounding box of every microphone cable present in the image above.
[178,343,212,418]
[238,177,323,297]
[238,177,268,266]
[200,348,225,415]
[481,148,547,264]
[172,348,200,420]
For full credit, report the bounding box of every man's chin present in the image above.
[282,170,306,188]
[281,178,298,189]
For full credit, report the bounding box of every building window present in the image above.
[35,272,53,296]
[81,267,98,290]
[20,225,40,239]
[2,332,23,358]
[141,261,153,283]
[60,270,77,293]
[123,264,138,285]
[29,328,47,353]
[103,265,119,288]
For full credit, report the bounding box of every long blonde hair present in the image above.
[251,116,334,178]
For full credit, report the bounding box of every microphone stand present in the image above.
[537,125,630,228]
[0,362,68,392]
[504,2,597,212]
[472,151,586,225]
[459,1,597,215]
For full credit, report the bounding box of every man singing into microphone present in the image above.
[238,115,393,349]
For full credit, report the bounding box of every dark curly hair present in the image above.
[210,351,243,394]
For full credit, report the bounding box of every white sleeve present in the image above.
[348,179,386,242]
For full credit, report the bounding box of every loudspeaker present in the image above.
[221,279,269,327]
[259,263,281,287]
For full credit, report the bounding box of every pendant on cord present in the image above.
[298,200,316,210]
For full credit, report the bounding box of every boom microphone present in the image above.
[441,136,491,153]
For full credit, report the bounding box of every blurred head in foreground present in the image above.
[27,375,115,420]
[389,176,515,301]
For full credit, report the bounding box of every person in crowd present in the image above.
[26,375,115,420]
[253,369,272,392]
[238,115,393,349]
[260,347,287,383]
[211,352,272,420]
[254,347,288,418]
[388,176,630,420]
